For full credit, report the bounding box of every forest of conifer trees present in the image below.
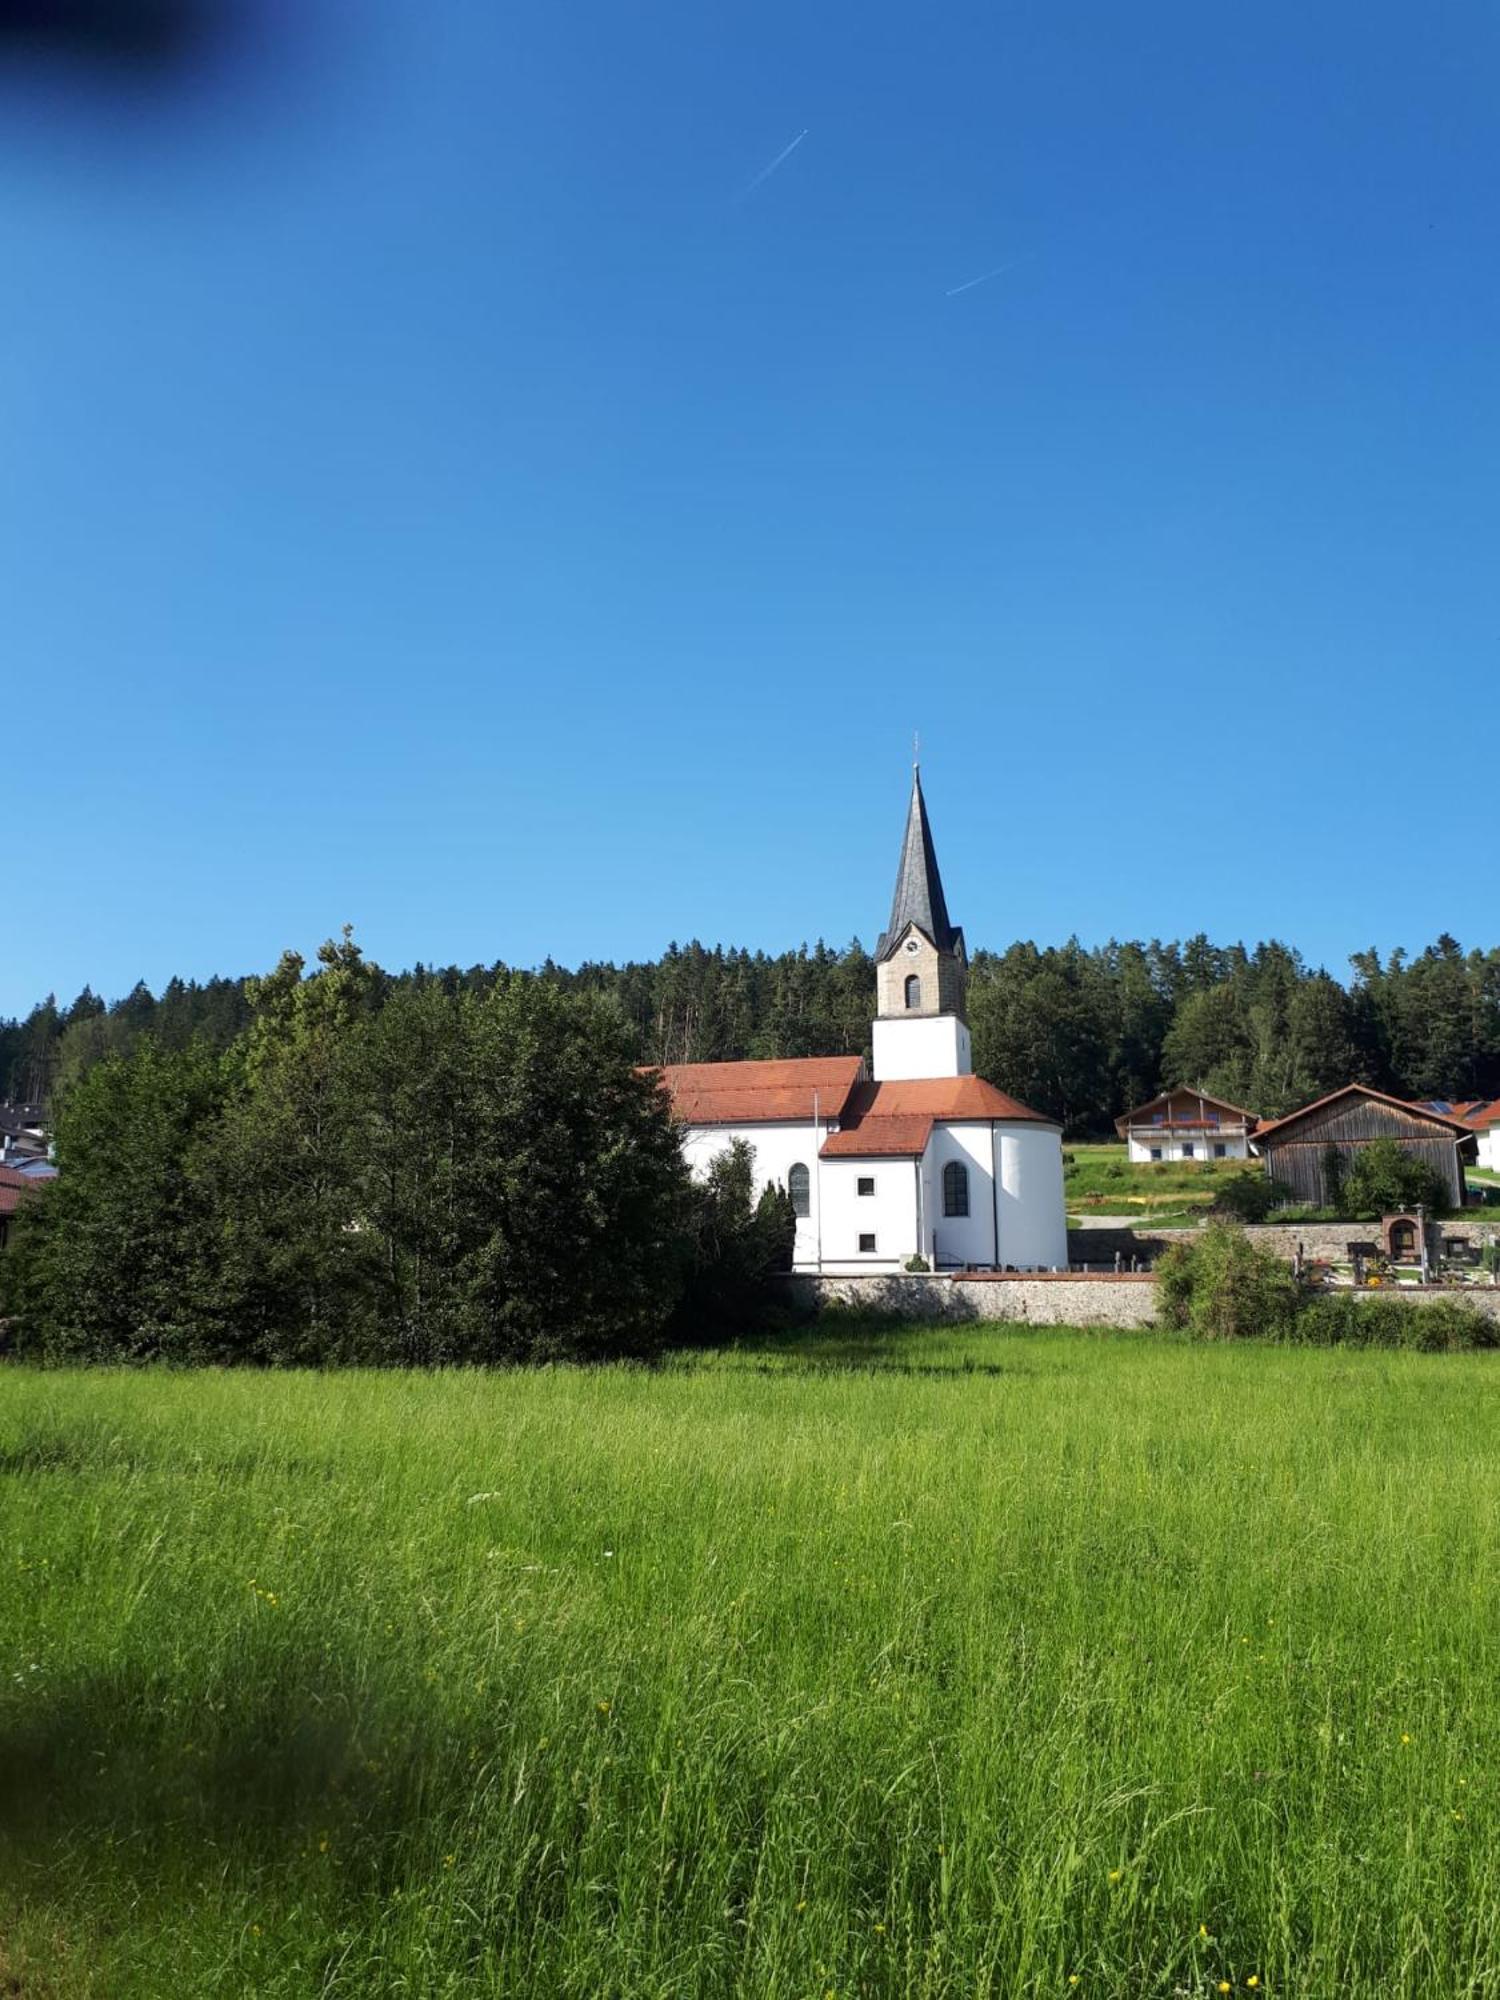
[5,930,1497,1134]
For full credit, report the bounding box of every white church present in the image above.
[655,770,1069,1274]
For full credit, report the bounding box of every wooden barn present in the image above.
[1251,1085,1476,1208]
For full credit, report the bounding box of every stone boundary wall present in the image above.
[782,1272,1158,1327]
[781,1271,1500,1328]
[1069,1220,1500,1267]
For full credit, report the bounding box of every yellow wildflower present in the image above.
[1108,1868,1123,1883]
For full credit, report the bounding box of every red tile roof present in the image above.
[0,1164,39,1218]
[843,1076,1053,1122]
[818,1076,1056,1158]
[1460,1100,1500,1131]
[821,1114,934,1158]
[649,1056,865,1127]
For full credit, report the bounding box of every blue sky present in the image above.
[3,0,1495,1016]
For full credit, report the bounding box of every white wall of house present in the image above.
[872,1014,971,1081]
[1125,1130,1251,1164]
[1478,1128,1500,1172]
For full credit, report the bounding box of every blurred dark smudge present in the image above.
[0,0,236,72]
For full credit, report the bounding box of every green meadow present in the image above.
[1063,1144,1226,1229]
[5,1328,1500,1998]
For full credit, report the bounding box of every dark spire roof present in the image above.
[875,767,963,962]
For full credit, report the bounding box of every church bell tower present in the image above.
[871,766,972,1081]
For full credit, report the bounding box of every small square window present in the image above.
[857,1175,875,1197]
[858,1232,876,1254]
[1149,1147,1162,1161]
[1183,1142,1195,1158]
[1213,1142,1226,1159]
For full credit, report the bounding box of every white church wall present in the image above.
[872,1015,971,1082]
[996,1123,1068,1269]
[816,1157,922,1272]
[922,1122,999,1268]
[678,1119,1065,1272]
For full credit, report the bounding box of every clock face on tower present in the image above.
[903,936,921,955]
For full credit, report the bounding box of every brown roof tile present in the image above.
[818,1076,1056,1157]
[649,1056,865,1127]
[0,1164,38,1217]
[820,1114,935,1158]
[837,1076,1054,1123]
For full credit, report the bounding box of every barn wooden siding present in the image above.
[1260,1097,1465,1206]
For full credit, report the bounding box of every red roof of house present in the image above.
[818,1076,1056,1158]
[649,1056,865,1126]
[1252,1083,1476,1144]
[1459,1100,1500,1131]
[1114,1085,1259,1139]
[0,1164,39,1218]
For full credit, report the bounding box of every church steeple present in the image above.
[871,764,972,1081]
[875,765,963,963]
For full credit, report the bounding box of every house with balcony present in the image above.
[1114,1086,1259,1163]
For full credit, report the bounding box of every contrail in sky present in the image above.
[744,128,807,194]
[945,260,1022,297]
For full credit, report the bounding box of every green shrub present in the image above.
[1342,1138,1447,1218]
[3,954,698,1366]
[1155,1224,1300,1341]
[1296,1294,1498,1351]
[1210,1171,1277,1223]
[1158,1224,1498,1349]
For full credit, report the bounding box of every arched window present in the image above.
[943,1160,969,1218]
[904,973,922,1010]
[788,1163,810,1219]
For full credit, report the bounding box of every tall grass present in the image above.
[5,1329,1500,1996]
